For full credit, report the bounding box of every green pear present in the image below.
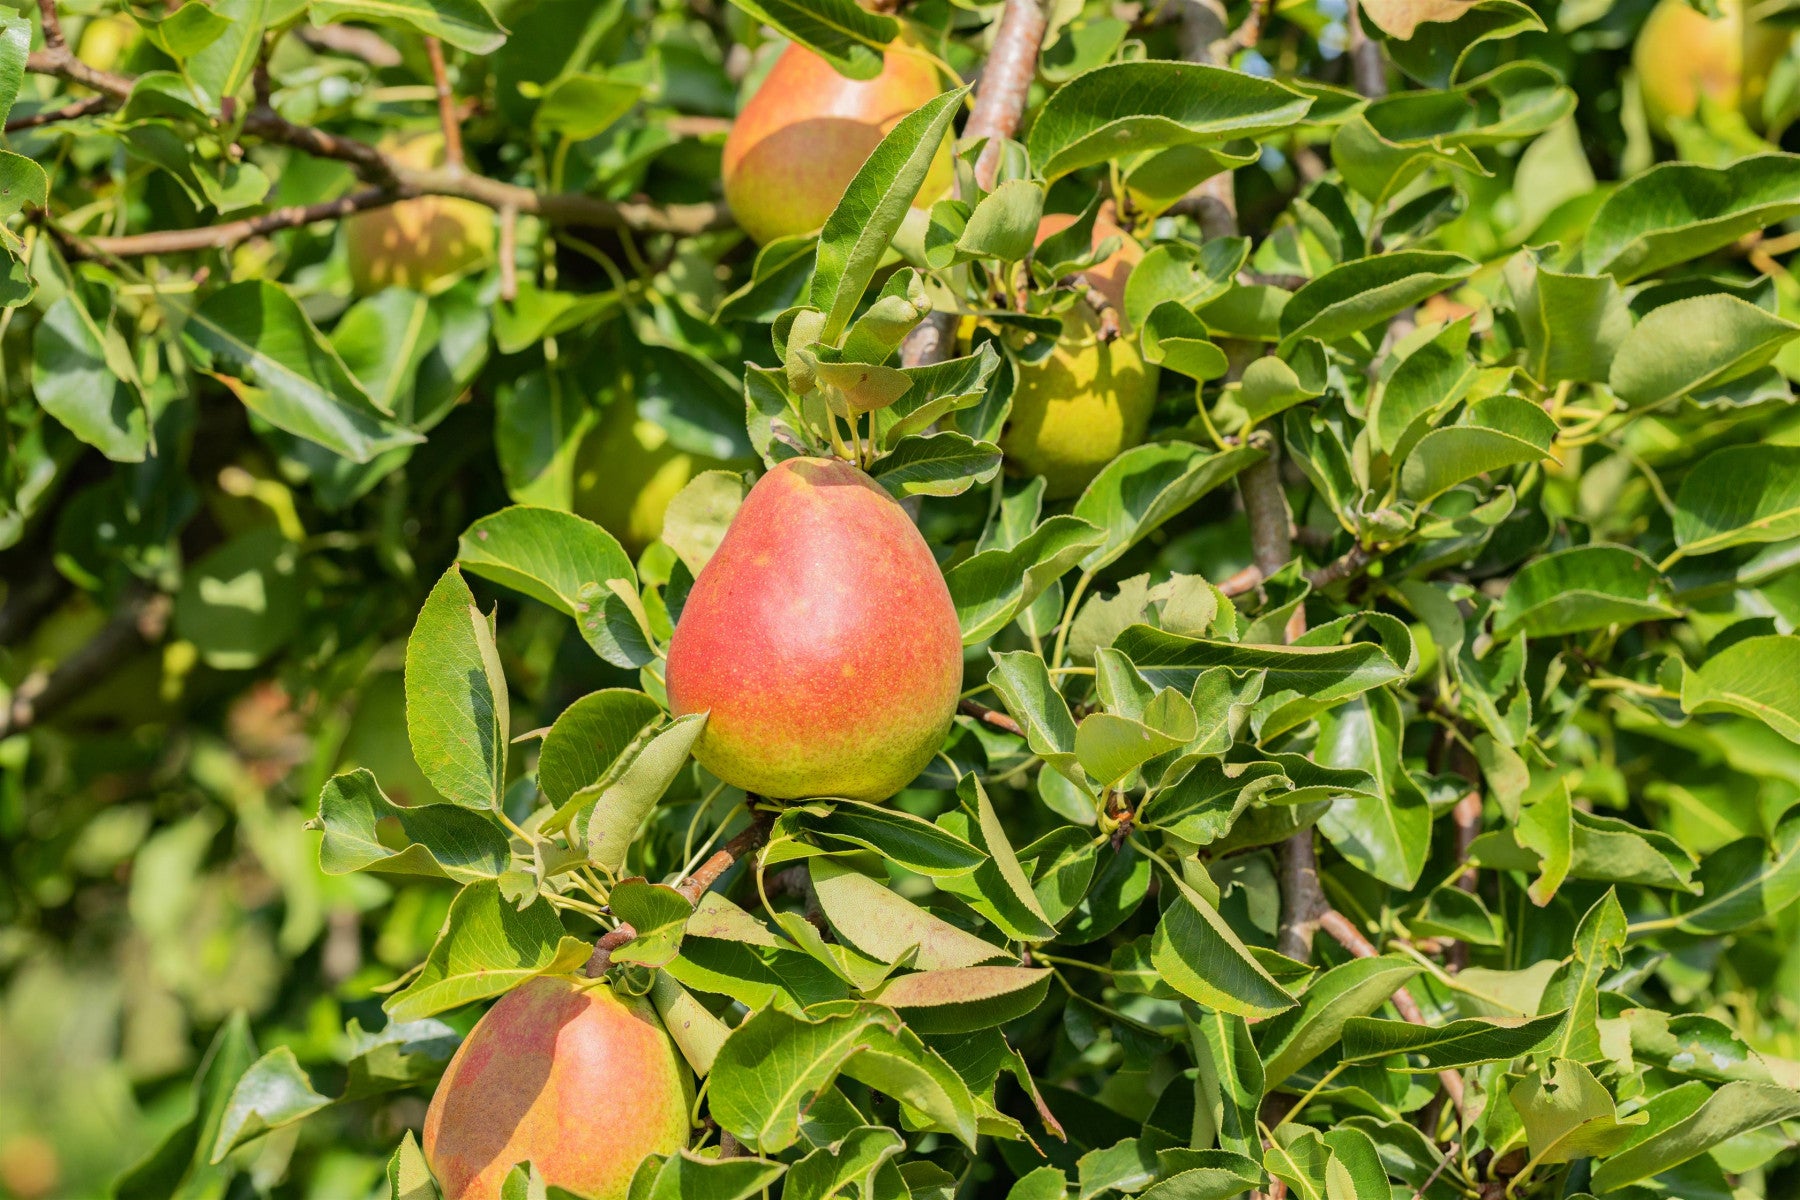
[424,976,692,1200]
[664,456,963,802]
[1634,0,1788,135]
[573,399,748,556]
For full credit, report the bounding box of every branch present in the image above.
[296,24,402,68]
[964,0,1049,193]
[0,590,170,739]
[423,37,465,174]
[3,92,107,132]
[959,698,1025,737]
[22,51,731,245]
[1317,909,1467,1121]
[676,809,774,905]
[35,0,64,52]
[584,810,774,977]
[1344,0,1388,100]
[82,187,402,256]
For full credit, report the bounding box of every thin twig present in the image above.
[582,924,638,977]
[296,24,402,67]
[22,50,729,241]
[1344,0,1388,100]
[423,37,465,174]
[3,92,108,132]
[84,188,402,256]
[498,202,518,302]
[675,809,773,906]
[1317,909,1468,1122]
[959,698,1025,738]
[964,0,1049,193]
[0,591,171,739]
[35,0,64,51]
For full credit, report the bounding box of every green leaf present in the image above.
[0,10,28,128]
[875,966,1052,1034]
[30,293,150,462]
[1375,0,1545,88]
[1504,250,1632,386]
[207,1047,330,1162]
[1027,61,1311,180]
[661,471,749,576]
[1314,689,1431,890]
[456,506,639,665]
[868,431,1002,499]
[1073,442,1266,573]
[986,650,1085,788]
[1258,955,1423,1088]
[959,179,1045,264]
[723,0,898,79]
[309,0,507,54]
[405,567,510,810]
[630,1149,787,1200]
[1278,251,1477,352]
[1398,395,1556,503]
[1238,340,1327,425]
[1589,1081,1800,1192]
[1542,889,1627,1062]
[945,515,1105,644]
[1510,1058,1645,1166]
[383,881,589,1021]
[136,3,233,59]
[1680,635,1800,743]
[1492,545,1678,639]
[1583,154,1800,282]
[1123,238,1250,333]
[1188,1006,1264,1158]
[812,87,967,343]
[810,857,1012,970]
[1672,808,1800,934]
[1672,445,1800,558]
[311,769,509,883]
[536,689,664,814]
[1151,871,1296,1021]
[184,281,421,464]
[608,880,694,969]
[386,1131,439,1200]
[113,1013,258,1200]
[534,72,641,140]
[1369,317,1476,454]
[1339,1010,1565,1070]
[579,713,709,873]
[1609,295,1800,409]
[779,800,986,879]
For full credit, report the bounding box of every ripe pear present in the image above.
[423,976,692,1200]
[1634,0,1788,135]
[574,399,748,556]
[723,41,952,244]
[665,457,963,802]
[344,136,495,295]
[76,14,138,74]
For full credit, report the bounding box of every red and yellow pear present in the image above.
[1634,0,1788,135]
[723,41,952,244]
[423,976,692,1200]
[344,136,495,295]
[665,456,963,802]
[999,214,1158,499]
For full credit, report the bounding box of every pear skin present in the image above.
[344,137,495,295]
[723,42,952,244]
[1634,0,1788,135]
[423,977,692,1200]
[574,400,748,555]
[664,457,963,801]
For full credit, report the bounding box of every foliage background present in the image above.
[4,0,1800,1198]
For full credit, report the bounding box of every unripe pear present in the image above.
[665,457,963,802]
[76,14,138,74]
[723,42,952,244]
[344,137,495,295]
[423,976,692,1200]
[1634,0,1788,135]
[574,400,748,555]
[1000,212,1158,499]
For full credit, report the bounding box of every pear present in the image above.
[665,457,963,802]
[1634,0,1788,135]
[999,215,1159,499]
[344,136,495,296]
[723,42,952,245]
[423,977,692,1200]
[573,399,749,556]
